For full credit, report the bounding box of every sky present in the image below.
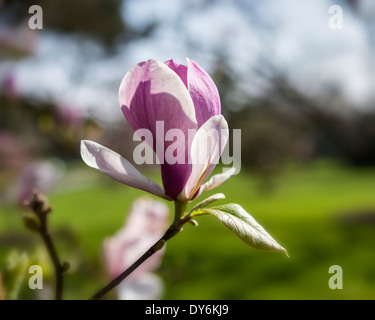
[2,0,375,122]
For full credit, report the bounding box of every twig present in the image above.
[0,273,4,300]
[24,191,67,300]
[89,201,189,300]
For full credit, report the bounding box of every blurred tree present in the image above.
[254,73,375,167]
[0,90,100,160]
[2,0,127,47]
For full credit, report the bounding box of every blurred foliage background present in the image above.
[0,0,374,299]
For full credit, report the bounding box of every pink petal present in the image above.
[164,59,188,88]
[119,59,196,145]
[187,58,221,128]
[119,59,197,199]
[80,140,170,200]
[178,115,229,201]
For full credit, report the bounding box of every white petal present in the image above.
[81,140,170,200]
[178,115,228,201]
[200,167,236,193]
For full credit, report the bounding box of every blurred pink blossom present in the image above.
[0,72,19,98]
[10,159,64,206]
[56,104,84,127]
[0,24,37,58]
[102,196,169,300]
[0,132,30,172]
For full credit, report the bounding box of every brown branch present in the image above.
[24,191,67,300]
[0,273,4,300]
[89,201,189,300]
[89,223,182,300]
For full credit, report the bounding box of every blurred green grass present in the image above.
[1,160,375,299]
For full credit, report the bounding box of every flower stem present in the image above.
[89,200,189,300]
[173,200,188,221]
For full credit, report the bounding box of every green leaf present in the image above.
[189,193,225,214]
[202,204,288,256]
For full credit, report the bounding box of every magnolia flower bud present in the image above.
[81,58,235,203]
